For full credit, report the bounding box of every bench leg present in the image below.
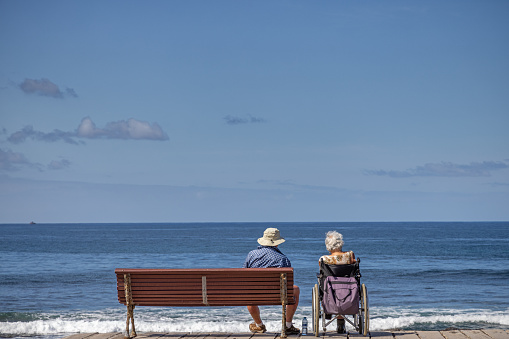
[130,305,137,337]
[124,273,137,339]
[281,303,287,338]
[125,304,137,338]
[124,305,130,338]
[280,273,288,338]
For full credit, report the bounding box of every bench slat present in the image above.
[124,276,288,281]
[119,276,292,282]
[115,267,293,276]
[118,290,294,297]
[117,281,290,290]
[119,301,286,307]
[117,281,288,290]
[117,286,296,294]
[122,279,291,285]
[118,298,290,306]
[119,289,287,294]
[119,290,289,297]
[118,297,290,302]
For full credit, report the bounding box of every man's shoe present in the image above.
[285,325,301,335]
[249,322,267,333]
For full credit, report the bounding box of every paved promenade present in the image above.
[62,329,509,339]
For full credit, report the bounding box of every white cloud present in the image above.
[364,160,509,178]
[0,148,71,172]
[7,117,169,144]
[0,148,41,171]
[8,125,79,145]
[224,115,267,125]
[47,159,71,170]
[77,117,169,140]
[76,117,100,138]
[19,78,78,98]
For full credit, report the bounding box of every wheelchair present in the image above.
[311,258,369,336]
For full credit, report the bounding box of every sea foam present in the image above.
[1,307,508,336]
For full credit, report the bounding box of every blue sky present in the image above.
[1,0,508,223]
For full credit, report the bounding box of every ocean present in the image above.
[0,222,508,338]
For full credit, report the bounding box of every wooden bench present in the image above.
[115,268,295,339]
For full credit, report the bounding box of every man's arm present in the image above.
[243,251,252,268]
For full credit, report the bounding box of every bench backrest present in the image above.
[115,268,295,307]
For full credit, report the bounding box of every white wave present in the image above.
[368,307,509,330]
[0,319,122,335]
[1,307,508,335]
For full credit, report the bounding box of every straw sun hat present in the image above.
[257,228,286,246]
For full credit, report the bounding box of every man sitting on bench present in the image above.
[243,228,301,335]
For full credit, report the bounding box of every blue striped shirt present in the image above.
[243,245,292,268]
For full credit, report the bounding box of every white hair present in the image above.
[325,231,344,252]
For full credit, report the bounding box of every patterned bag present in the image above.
[322,276,359,315]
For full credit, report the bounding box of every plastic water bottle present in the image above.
[302,317,308,335]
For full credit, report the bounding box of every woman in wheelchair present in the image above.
[312,231,368,336]
[319,231,355,333]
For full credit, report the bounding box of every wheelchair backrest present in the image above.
[320,259,360,278]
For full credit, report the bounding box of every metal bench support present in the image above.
[123,273,137,339]
[202,276,210,306]
[280,272,288,338]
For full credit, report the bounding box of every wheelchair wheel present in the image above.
[312,284,320,337]
[361,283,369,336]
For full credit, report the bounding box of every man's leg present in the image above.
[286,285,300,323]
[247,305,263,324]
[247,306,266,333]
